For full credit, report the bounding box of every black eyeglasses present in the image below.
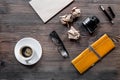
[49,31,69,58]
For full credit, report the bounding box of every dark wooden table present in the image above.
[0,0,120,80]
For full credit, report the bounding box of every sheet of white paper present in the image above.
[29,0,73,23]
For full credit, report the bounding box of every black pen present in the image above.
[108,6,115,18]
[99,5,114,24]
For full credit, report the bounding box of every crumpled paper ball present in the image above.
[68,26,80,40]
[60,7,81,25]
[71,7,81,18]
[60,14,73,25]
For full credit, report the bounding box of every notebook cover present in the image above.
[71,34,115,74]
[29,0,74,23]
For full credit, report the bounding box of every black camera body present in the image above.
[82,16,100,34]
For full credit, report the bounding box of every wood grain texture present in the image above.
[0,0,120,80]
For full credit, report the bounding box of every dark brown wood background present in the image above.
[0,0,120,80]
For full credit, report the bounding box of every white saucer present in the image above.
[14,37,42,65]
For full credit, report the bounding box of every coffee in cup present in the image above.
[20,46,34,62]
[20,46,33,58]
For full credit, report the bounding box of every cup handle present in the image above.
[25,60,29,63]
[25,58,32,63]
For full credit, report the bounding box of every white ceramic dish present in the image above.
[14,37,42,65]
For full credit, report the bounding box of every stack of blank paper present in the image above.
[29,0,74,23]
[71,34,115,74]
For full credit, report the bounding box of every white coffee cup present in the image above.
[19,46,35,63]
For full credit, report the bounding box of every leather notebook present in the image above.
[71,34,115,74]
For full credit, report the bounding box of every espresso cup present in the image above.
[19,46,35,62]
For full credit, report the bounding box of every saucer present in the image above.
[14,37,42,65]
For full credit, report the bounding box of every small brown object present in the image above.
[71,7,81,18]
[59,7,81,26]
[60,14,73,25]
[68,26,80,40]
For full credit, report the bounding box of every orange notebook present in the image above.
[71,34,115,74]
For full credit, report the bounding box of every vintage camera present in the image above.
[82,16,100,34]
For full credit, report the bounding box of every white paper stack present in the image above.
[29,0,74,23]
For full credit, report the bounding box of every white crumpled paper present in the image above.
[68,26,80,40]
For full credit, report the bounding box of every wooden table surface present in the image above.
[0,0,120,80]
